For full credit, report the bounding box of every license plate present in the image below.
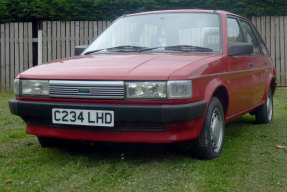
[52,108,114,127]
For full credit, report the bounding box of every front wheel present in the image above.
[192,97,225,159]
[255,89,273,124]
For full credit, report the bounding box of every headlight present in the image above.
[167,80,192,99]
[126,81,167,99]
[21,80,49,96]
[14,79,20,95]
[125,80,192,100]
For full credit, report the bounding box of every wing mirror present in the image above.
[228,42,253,56]
[75,45,89,56]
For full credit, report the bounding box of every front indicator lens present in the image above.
[167,80,192,99]
[21,80,49,96]
[14,79,20,95]
[126,82,167,99]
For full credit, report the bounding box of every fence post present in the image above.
[38,29,42,64]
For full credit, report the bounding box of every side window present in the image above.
[239,20,261,55]
[227,18,244,42]
[250,24,270,56]
[258,39,269,56]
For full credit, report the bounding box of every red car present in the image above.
[9,10,276,159]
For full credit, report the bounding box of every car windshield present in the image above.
[83,12,222,54]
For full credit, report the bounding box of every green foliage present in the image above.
[0,0,287,23]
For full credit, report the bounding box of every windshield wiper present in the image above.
[84,48,108,55]
[84,45,148,55]
[138,45,213,52]
[107,45,147,52]
[85,45,213,55]
[165,45,213,52]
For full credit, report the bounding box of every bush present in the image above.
[1,0,287,23]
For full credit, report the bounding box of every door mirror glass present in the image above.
[228,42,253,56]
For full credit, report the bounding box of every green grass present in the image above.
[0,90,287,192]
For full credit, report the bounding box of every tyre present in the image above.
[37,136,61,148]
[192,97,225,159]
[255,89,273,124]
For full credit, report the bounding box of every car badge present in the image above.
[78,88,90,94]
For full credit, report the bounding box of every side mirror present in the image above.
[75,45,89,56]
[228,42,253,56]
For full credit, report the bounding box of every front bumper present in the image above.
[9,99,207,142]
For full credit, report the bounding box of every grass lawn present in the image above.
[0,89,286,192]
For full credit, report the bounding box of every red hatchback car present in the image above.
[9,10,276,159]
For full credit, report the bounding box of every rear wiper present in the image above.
[84,45,148,55]
[138,45,213,52]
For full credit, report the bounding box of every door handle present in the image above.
[249,62,254,67]
[264,61,268,65]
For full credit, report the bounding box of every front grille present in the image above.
[49,80,124,99]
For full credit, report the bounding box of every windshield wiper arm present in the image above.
[137,46,164,52]
[84,48,108,55]
[84,46,147,55]
[107,45,147,52]
[165,45,213,52]
[138,45,213,52]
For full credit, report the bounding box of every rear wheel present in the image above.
[255,89,273,124]
[192,97,225,159]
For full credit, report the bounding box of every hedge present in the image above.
[1,0,287,23]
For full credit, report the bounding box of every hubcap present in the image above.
[210,108,223,153]
[267,93,273,121]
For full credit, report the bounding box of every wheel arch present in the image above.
[263,74,276,102]
[212,86,229,117]
[203,79,229,117]
[269,77,276,95]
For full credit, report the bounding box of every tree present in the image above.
[1,0,287,23]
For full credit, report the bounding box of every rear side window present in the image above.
[258,38,269,56]
[248,23,270,56]
[227,18,243,42]
[239,20,261,55]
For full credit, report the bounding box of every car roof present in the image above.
[124,9,238,17]
[122,9,248,23]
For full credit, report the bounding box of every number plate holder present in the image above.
[52,108,114,127]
